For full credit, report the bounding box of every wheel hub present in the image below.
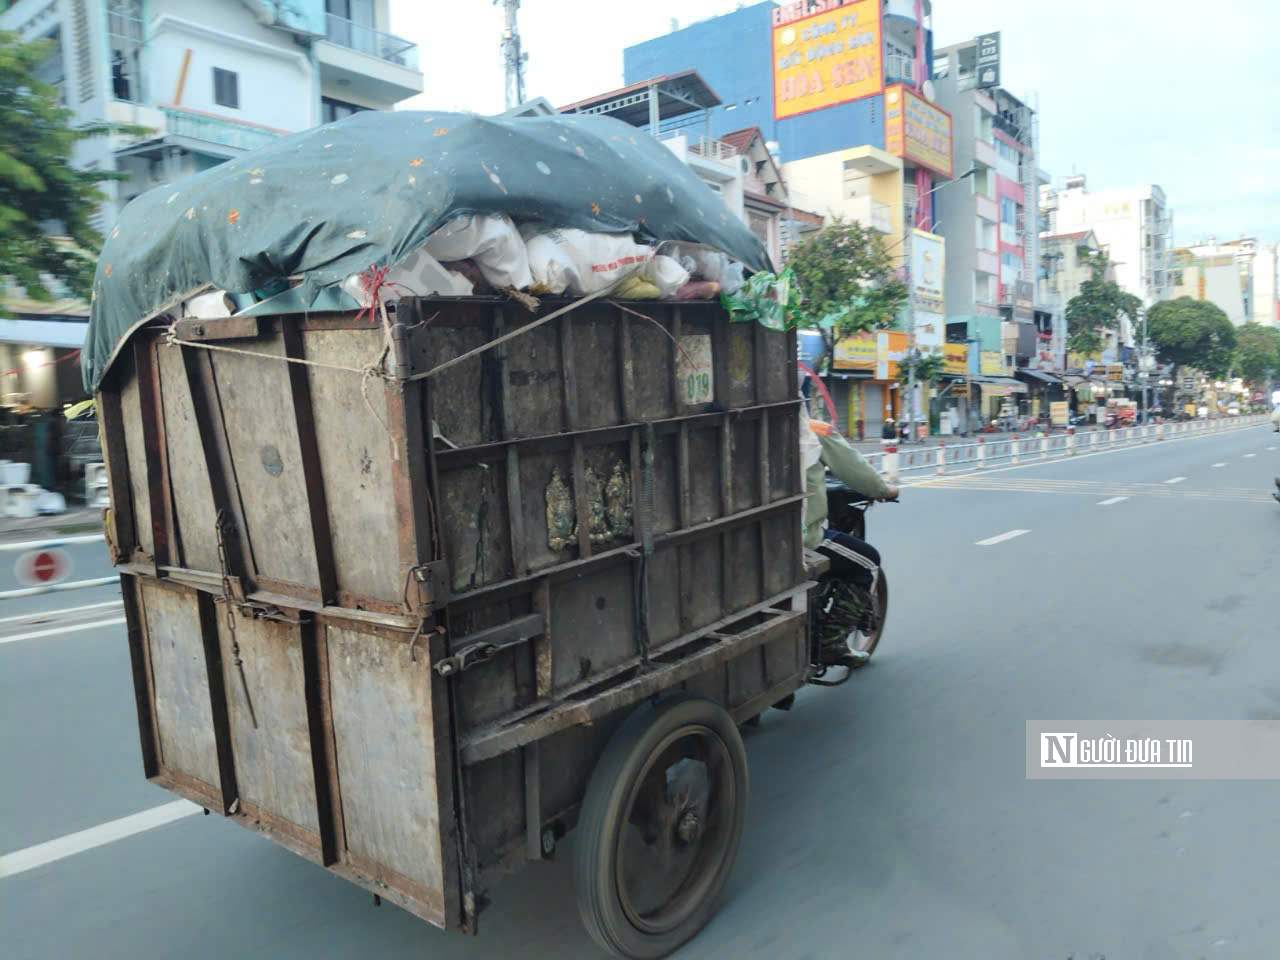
[675,809,700,845]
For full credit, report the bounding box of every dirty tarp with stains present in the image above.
[81,110,774,393]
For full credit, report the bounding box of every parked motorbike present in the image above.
[806,475,892,686]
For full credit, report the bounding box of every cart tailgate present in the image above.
[126,574,459,928]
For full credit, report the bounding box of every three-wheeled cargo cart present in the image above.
[97,291,812,957]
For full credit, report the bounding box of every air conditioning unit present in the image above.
[739,156,751,175]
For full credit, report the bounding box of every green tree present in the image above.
[1,31,141,313]
[787,219,908,374]
[1064,250,1142,356]
[1232,322,1280,390]
[895,351,944,388]
[1146,297,1236,379]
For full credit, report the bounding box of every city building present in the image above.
[931,33,1063,427]
[1170,237,1273,329]
[0,0,423,414]
[1,0,423,231]
[1041,174,1174,322]
[1254,243,1279,327]
[622,0,962,438]
[558,73,820,269]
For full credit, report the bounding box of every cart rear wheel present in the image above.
[851,568,888,656]
[574,694,748,959]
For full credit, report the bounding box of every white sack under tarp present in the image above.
[665,243,746,295]
[341,245,474,304]
[185,290,236,319]
[423,214,532,290]
[523,227,656,296]
[640,255,691,299]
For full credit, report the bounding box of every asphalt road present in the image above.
[3,424,1278,960]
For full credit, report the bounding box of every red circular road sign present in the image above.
[14,547,72,588]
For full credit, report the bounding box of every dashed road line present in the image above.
[0,616,126,646]
[1244,453,1256,459]
[1097,496,1128,506]
[0,800,200,879]
[0,599,122,626]
[1211,463,1227,468]
[1165,477,1187,484]
[976,529,1030,546]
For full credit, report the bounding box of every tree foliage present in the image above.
[1064,250,1142,356]
[0,31,138,312]
[786,219,908,371]
[1146,297,1236,379]
[895,350,944,387]
[1232,322,1280,388]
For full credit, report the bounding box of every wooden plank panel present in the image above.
[731,418,760,510]
[629,305,675,421]
[134,340,173,569]
[421,320,499,448]
[570,306,621,429]
[686,425,721,525]
[548,563,635,692]
[139,580,221,789]
[155,342,220,572]
[97,383,137,563]
[518,448,578,571]
[119,367,154,558]
[503,319,564,438]
[437,462,512,594]
[209,332,320,589]
[327,624,448,895]
[302,329,400,604]
[217,611,321,835]
[726,322,757,409]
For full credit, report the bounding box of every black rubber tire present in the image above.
[851,568,888,656]
[573,694,749,959]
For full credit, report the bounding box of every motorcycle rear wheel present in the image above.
[850,569,888,656]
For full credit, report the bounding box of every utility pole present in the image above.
[496,0,526,110]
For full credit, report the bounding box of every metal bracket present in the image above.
[434,612,545,677]
[410,560,451,612]
[236,601,309,625]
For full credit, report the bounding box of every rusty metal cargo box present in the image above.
[98,295,807,931]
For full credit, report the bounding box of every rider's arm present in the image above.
[816,429,896,501]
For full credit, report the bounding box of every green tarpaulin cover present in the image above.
[83,110,773,392]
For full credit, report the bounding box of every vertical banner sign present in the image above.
[1050,401,1069,426]
[772,0,883,121]
[976,31,1000,88]
[911,229,945,353]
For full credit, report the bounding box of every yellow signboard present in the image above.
[1107,363,1125,382]
[943,343,968,376]
[833,331,877,369]
[1050,401,1069,426]
[832,329,908,380]
[884,84,953,179]
[772,0,883,121]
[980,351,1004,376]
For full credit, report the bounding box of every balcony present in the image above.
[684,134,739,165]
[975,193,998,222]
[976,249,998,275]
[846,195,892,234]
[884,53,915,85]
[324,14,418,68]
[974,138,998,169]
[316,14,424,103]
[160,105,286,155]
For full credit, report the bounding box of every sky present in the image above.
[391,0,1280,247]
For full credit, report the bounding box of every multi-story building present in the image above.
[1170,237,1256,327]
[1,0,423,230]
[1041,174,1174,324]
[1,0,422,414]
[622,0,962,438]
[1253,243,1279,327]
[930,34,1063,426]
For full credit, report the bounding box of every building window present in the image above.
[322,97,370,124]
[213,68,239,109]
[1000,196,1015,225]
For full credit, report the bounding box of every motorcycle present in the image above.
[806,475,893,686]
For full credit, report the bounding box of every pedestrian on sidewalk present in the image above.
[881,419,897,442]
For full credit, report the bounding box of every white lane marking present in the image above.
[1268,446,1276,451]
[1211,463,1227,468]
[0,599,122,626]
[1165,477,1187,484]
[1244,453,1256,459]
[0,616,126,646]
[1097,496,1129,506]
[0,800,201,879]
[976,529,1030,546]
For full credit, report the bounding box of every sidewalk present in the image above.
[0,506,104,544]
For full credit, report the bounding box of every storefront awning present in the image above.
[974,376,1027,395]
[1016,368,1063,385]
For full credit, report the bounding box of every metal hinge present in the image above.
[237,602,309,625]
[435,642,501,677]
[433,612,545,677]
[408,560,451,612]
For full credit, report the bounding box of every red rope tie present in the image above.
[1,348,81,379]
